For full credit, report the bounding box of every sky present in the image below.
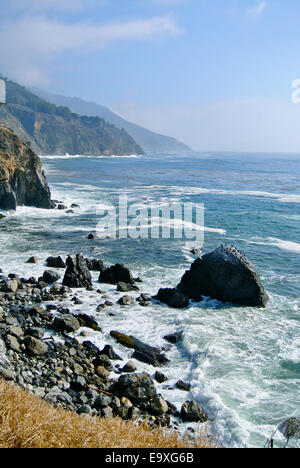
[1,0,300,152]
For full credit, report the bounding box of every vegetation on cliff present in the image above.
[0,79,144,156]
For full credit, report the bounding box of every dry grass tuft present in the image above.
[0,380,215,448]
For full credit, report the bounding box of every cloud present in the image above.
[247,1,269,19]
[0,16,181,84]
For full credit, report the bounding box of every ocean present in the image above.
[0,151,299,448]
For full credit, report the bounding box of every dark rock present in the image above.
[42,270,61,284]
[178,245,269,307]
[53,315,80,333]
[26,256,38,264]
[99,264,134,285]
[46,256,66,269]
[99,345,121,360]
[154,371,168,383]
[180,400,208,423]
[110,331,169,367]
[87,233,95,240]
[117,282,139,292]
[63,254,92,289]
[153,288,189,309]
[116,372,157,404]
[0,280,19,293]
[57,204,67,210]
[164,331,183,344]
[117,295,134,306]
[190,248,201,255]
[75,314,102,332]
[176,380,191,391]
[85,258,105,272]
[23,336,48,356]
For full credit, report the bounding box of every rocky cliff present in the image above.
[0,79,144,156]
[0,127,51,210]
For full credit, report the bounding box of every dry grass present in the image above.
[0,380,215,448]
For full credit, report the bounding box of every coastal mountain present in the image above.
[0,127,51,210]
[31,88,192,154]
[0,79,144,156]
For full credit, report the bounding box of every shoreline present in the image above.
[0,251,211,443]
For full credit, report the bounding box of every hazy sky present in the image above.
[1,0,300,152]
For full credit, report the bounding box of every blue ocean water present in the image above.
[0,151,299,447]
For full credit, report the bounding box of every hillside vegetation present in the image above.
[0,380,214,449]
[0,79,144,156]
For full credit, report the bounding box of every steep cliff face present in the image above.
[0,79,144,156]
[0,127,51,210]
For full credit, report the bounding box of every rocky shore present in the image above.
[0,245,269,437]
[0,253,210,433]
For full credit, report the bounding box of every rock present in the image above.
[117,282,139,292]
[25,327,44,339]
[153,288,189,309]
[0,127,52,211]
[71,203,80,209]
[85,258,105,272]
[57,204,67,210]
[0,367,15,381]
[116,372,157,404]
[150,396,169,416]
[180,400,208,423]
[154,371,168,383]
[0,280,19,293]
[99,345,121,361]
[99,264,135,285]
[164,331,183,344]
[278,418,300,441]
[5,334,21,353]
[75,314,102,332]
[0,338,9,369]
[78,405,92,415]
[46,256,66,268]
[190,248,201,255]
[110,331,169,367]
[23,336,48,356]
[53,315,80,333]
[42,270,61,284]
[26,256,38,264]
[176,380,191,391]
[178,245,269,307]
[117,295,134,306]
[87,233,95,240]
[63,254,92,289]
[95,365,110,381]
[121,361,137,373]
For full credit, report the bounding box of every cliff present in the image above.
[0,79,144,156]
[32,88,192,154]
[0,127,51,210]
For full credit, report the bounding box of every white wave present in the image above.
[40,154,141,160]
[136,185,300,204]
[240,236,300,254]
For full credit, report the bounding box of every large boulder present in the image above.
[63,254,92,288]
[53,315,80,334]
[153,288,189,309]
[99,263,134,285]
[46,256,66,269]
[178,245,269,307]
[116,372,157,404]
